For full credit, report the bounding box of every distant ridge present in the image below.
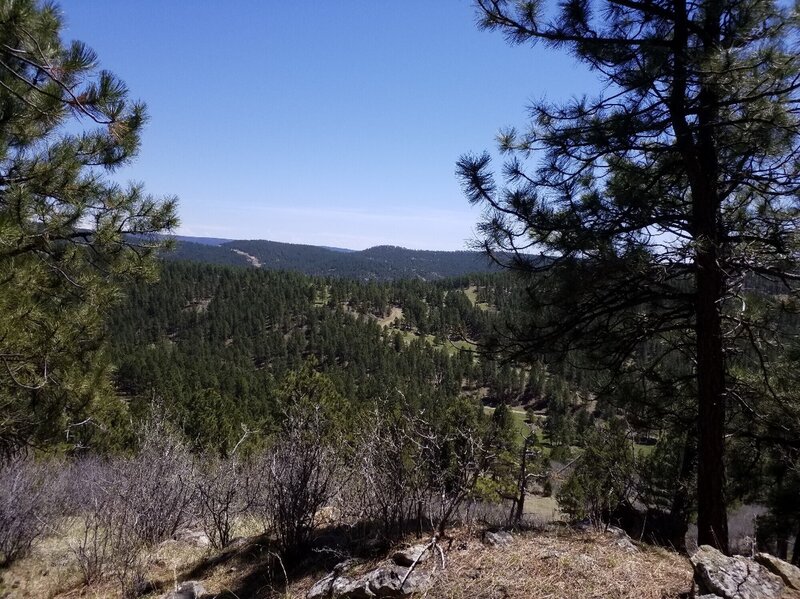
[169,235,231,246]
[165,236,501,280]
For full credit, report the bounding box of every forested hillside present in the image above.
[166,237,504,280]
[105,261,581,454]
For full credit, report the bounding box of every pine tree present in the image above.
[0,0,177,458]
[459,0,800,552]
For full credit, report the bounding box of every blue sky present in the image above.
[59,1,592,250]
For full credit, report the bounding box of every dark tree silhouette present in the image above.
[458,0,800,552]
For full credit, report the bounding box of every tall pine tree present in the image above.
[458,0,800,552]
[0,0,177,458]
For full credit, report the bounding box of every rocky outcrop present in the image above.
[392,544,430,567]
[163,580,206,599]
[338,565,424,598]
[690,545,784,599]
[755,552,800,590]
[482,530,512,547]
[605,526,638,553]
[307,562,426,599]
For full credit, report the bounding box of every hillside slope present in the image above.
[165,237,503,280]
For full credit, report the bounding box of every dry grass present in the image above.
[283,528,694,599]
[4,525,696,599]
[428,528,693,599]
[0,520,207,599]
[17,522,774,599]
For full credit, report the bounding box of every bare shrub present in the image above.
[0,457,62,566]
[123,415,198,545]
[263,408,343,556]
[197,456,260,548]
[346,406,429,542]
[65,417,196,596]
[414,413,493,537]
[346,403,493,544]
[69,460,147,597]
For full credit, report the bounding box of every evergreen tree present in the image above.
[459,0,800,551]
[0,0,177,458]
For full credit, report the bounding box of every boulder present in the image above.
[392,544,430,567]
[306,559,366,599]
[163,580,206,599]
[612,534,638,553]
[690,545,784,599]
[337,565,424,598]
[307,572,336,599]
[334,558,364,574]
[483,530,513,547]
[755,552,800,590]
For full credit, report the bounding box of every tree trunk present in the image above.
[510,434,534,526]
[669,0,729,552]
[694,240,729,553]
[667,434,696,552]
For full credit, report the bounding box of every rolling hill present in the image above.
[166,236,504,280]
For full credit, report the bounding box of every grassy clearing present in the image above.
[464,285,492,311]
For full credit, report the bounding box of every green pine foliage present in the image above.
[0,0,177,458]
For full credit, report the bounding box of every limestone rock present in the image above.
[163,580,206,599]
[613,534,638,553]
[483,530,513,547]
[691,545,784,599]
[307,573,336,599]
[334,558,363,574]
[392,544,430,567]
[337,565,424,598]
[755,552,800,590]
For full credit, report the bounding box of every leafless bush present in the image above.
[262,408,343,556]
[345,407,429,542]
[0,457,63,566]
[65,417,196,596]
[197,456,260,549]
[70,460,147,598]
[122,415,198,545]
[415,415,492,537]
[345,405,493,545]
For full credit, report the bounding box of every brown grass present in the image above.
[3,524,698,599]
[427,528,693,599]
[283,528,693,599]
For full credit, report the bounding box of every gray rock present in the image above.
[337,565,424,598]
[163,580,206,599]
[307,573,336,599]
[392,544,430,567]
[332,576,355,597]
[690,545,784,599]
[612,535,638,553]
[334,558,363,574]
[307,559,364,599]
[483,530,513,547]
[755,552,800,590]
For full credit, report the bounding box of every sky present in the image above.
[59,1,594,250]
